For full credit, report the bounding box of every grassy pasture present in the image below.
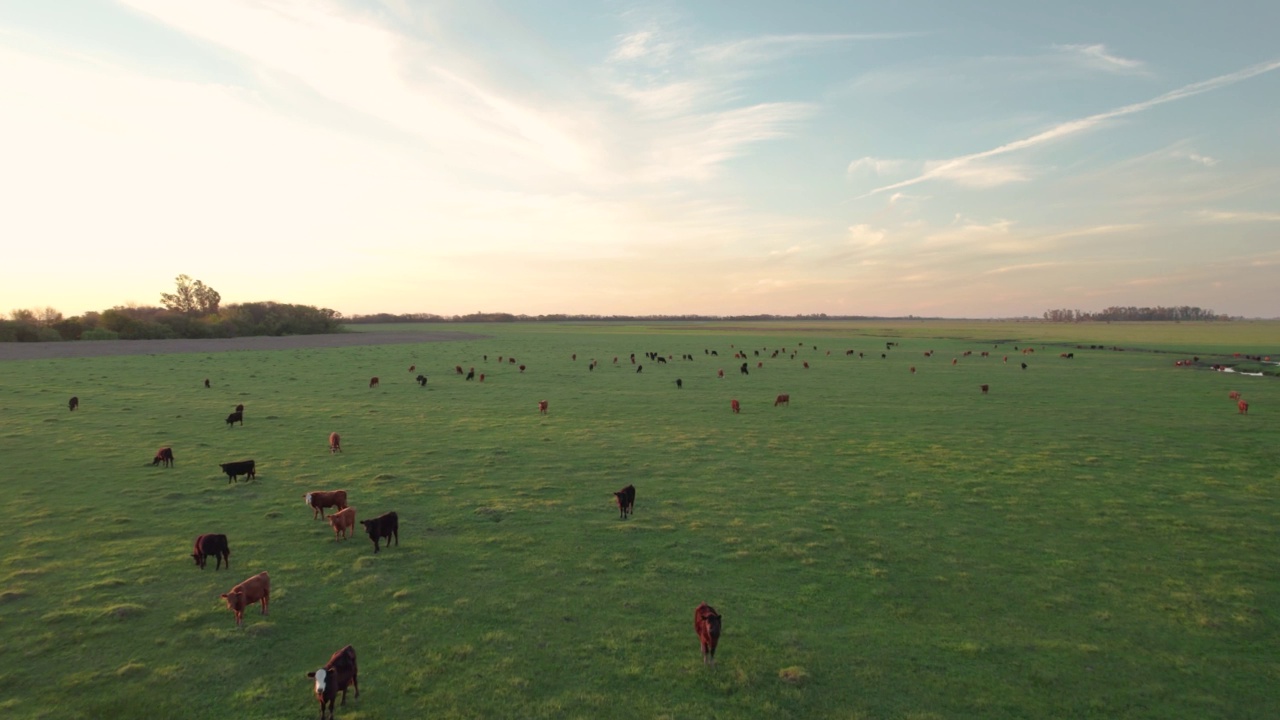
[0,321,1277,719]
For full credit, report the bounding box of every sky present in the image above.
[2,1,1278,319]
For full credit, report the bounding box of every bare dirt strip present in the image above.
[0,331,486,361]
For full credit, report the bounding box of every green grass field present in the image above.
[1,321,1276,719]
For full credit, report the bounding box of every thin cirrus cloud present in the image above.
[856,57,1280,198]
[1052,43,1149,74]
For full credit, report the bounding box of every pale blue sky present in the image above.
[2,1,1277,318]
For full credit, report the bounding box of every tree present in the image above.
[161,275,220,315]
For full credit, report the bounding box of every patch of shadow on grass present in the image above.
[475,507,504,522]
[103,603,145,620]
[0,589,30,603]
[81,577,127,591]
[778,666,809,686]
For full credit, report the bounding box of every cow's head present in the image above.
[308,667,329,698]
[221,590,246,615]
[191,552,202,566]
[304,493,313,505]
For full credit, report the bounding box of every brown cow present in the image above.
[152,447,175,467]
[910,366,916,374]
[774,394,790,407]
[305,490,349,520]
[368,377,379,388]
[980,384,989,394]
[221,571,269,627]
[328,432,342,454]
[694,602,722,666]
[1228,390,1240,400]
[731,399,740,414]
[308,645,359,720]
[614,484,635,520]
[1238,400,1249,415]
[408,365,415,372]
[538,400,548,415]
[328,507,356,540]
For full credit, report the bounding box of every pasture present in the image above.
[0,321,1276,719]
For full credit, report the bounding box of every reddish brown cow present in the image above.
[1238,400,1249,415]
[538,400,548,415]
[328,432,341,454]
[328,507,356,540]
[774,394,790,407]
[717,369,724,378]
[308,645,359,720]
[152,447,175,467]
[408,365,415,372]
[305,490,349,520]
[694,602,722,666]
[980,384,989,395]
[368,377,379,388]
[613,484,635,520]
[221,571,269,627]
[519,364,526,373]
[910,366,916,374]
[1228,390,1240,400]
[803,361,809,369]
[731,399,740,414]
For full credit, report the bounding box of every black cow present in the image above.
[204,378,211,388]
[359,512,399,554]
[614,484,636,519]
[191,533,230,570]
[675,378,683,389]
[416,374,428,387]
[740,362,749,375]
[220,460,256,483]
[225,411,244,427]
[68,396,79,412]
[307,645,359,720]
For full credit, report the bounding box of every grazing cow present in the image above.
[694,602,722,666]
[910,366,916,374]
[204,379,210,388]
[740,363,749,375]
[152,447,175,467]
[538,400,548,415]
[1021,362,1027,370]
[731,399,740,414]
[717,369,724,378]
[191,533,230,570]
[225,411,243,427]
[803,361,809,369]
[1229,390,1240,400]
[328,507,356,540]
[455,365,464,375]
[636,365,643,373]
[221,571,269,627]
[416,374,428,387]
[369,377,379,388]
[465,368,475,380]
[572,354,576,361]
[305,490,349,520]
[68,396,79,412]
[980,384,989,395]
[676,378,683,389]
[952,358,958,365]
[519,365,526,373]
[308,645,359,720]
[408,365,415,372]
[329,432,342,454]
[774,394,790,407]
[220,459,256,483]
[613,484,636,520]
[360,511,399,553]
[1238,400,1249,415]
[479,374,485,382]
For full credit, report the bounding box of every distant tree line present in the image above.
[1,276,342,342]
[1042,306,1227,322]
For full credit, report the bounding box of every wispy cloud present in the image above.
[1193,210,1280,223]
[857,58,1280,197]
[1053,43,1148,74]
[697,31,925,65]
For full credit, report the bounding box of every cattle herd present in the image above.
[53,337,1260,717]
